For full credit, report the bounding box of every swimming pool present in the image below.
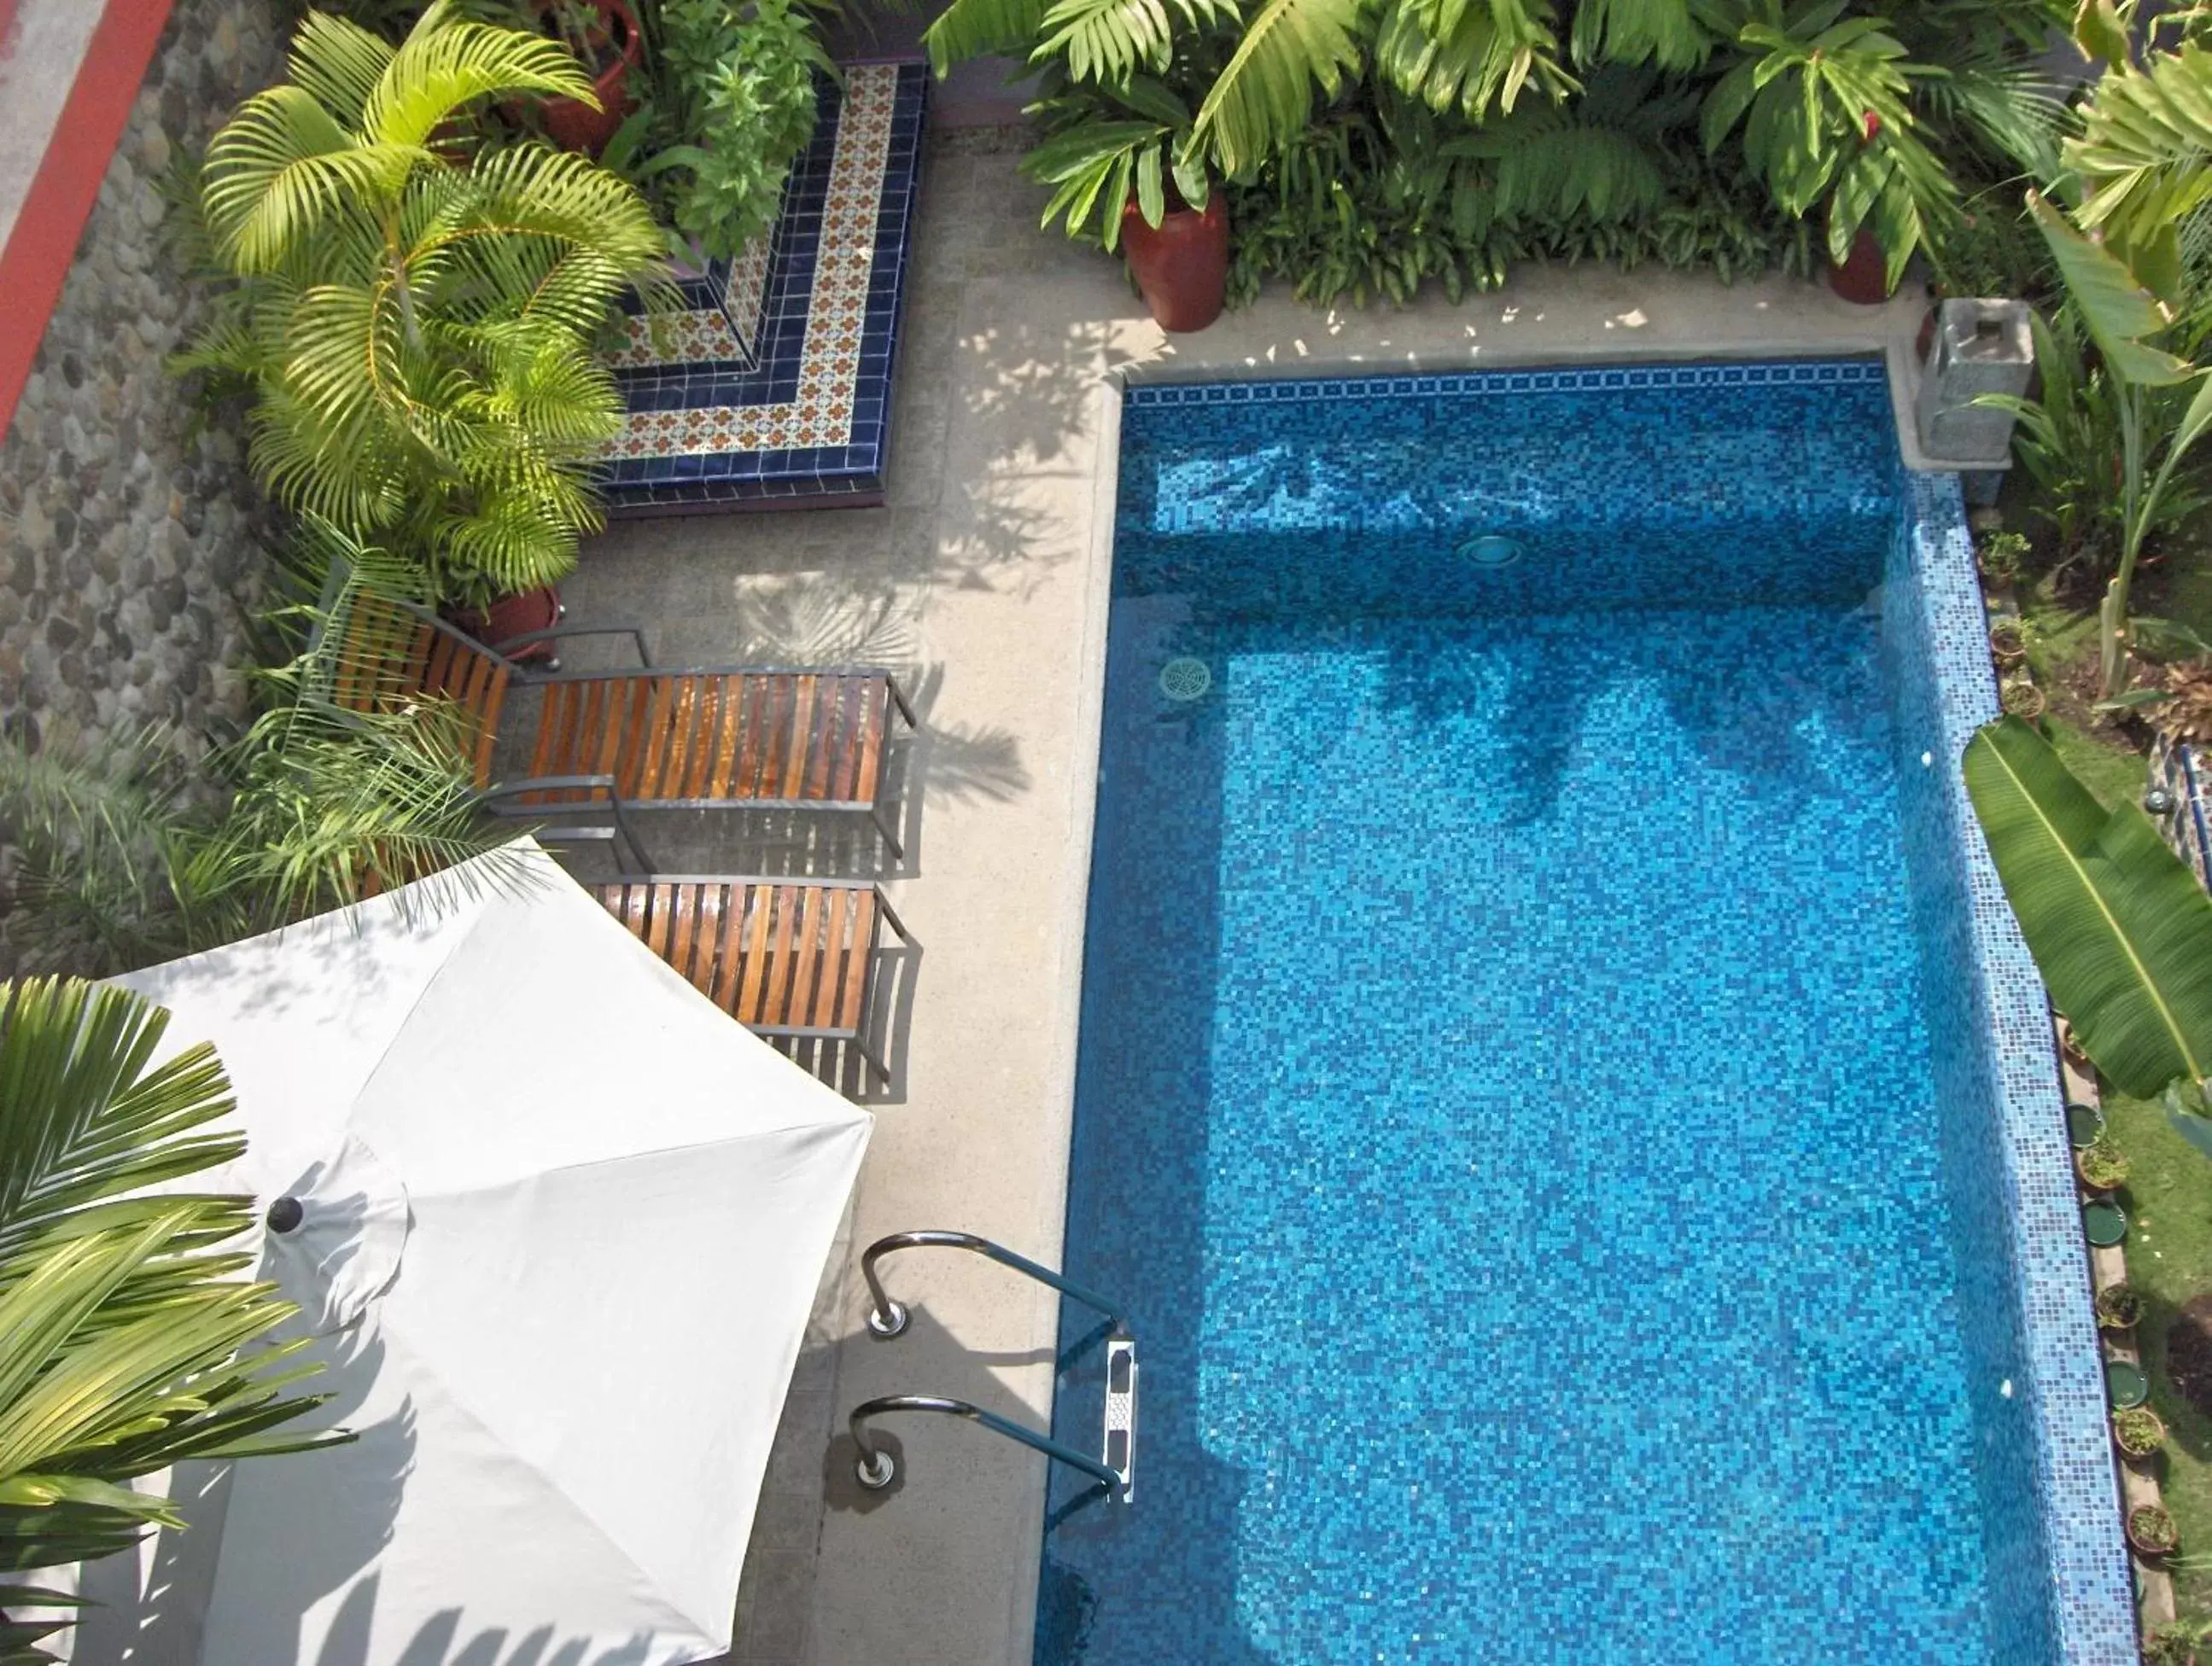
[1038,363,2134,1663]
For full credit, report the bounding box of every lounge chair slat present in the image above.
[836,889,876,1031]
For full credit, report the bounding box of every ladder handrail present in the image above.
[849,1395,1126,1496]
[860,1230,1125,1339]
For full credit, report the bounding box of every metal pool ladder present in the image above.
[849,1230,1138,1503]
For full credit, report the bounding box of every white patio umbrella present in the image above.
[78,841,871,1666]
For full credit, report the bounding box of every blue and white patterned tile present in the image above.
[597,61,928,510]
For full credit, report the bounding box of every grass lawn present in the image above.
[2103,1089,2212,1615]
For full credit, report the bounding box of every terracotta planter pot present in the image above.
[1121,193,1229,335]
[1829,229,1893,306]
[539,0,642,155]
[448,584,563,666]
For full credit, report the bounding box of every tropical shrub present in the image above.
[177,2,670,608]
[1223,72,1806,308]
[645,0,830,262]
[919,0,2065,295]
[0,978,341,1661]
[1984,17,2212,696]
[0,528,515,977]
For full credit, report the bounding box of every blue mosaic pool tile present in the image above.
[1888,473,2133,1666]
[1037,364,2136,1665]
[596,61,927,512]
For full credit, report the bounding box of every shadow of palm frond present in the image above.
[914,721,1030,805]
[727,577,921,669]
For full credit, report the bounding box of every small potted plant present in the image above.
[534,0,642,155]
[2001,678,2046,719]
[2076,1136,2130,1195]
[2095,1281,2145,1332]
[2129,1501,2180,1559]
[2114,1404,2167,1462]
[1988,619,2028,670]
[1978,531,2030,586]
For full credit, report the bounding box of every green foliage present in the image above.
[1992,308,2212,581]
[0,978,342,1660]
[176,2,670,608]
[926,0,2063,299]
[0,527,517,977]
[2115,1403,2167,1458]
[2078,1133,2131,1187]
[1962,715,2212,1125]
[649,0,829,263]
[1698,0,1957,285]
[2094,1279,2145,1330]
[2000,25,2212,696]
[1223,79,1803,308]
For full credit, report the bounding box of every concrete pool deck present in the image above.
[565,131,1933,1666]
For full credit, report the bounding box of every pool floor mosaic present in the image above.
[1039,363,2133,1664]
[597,61,927,512]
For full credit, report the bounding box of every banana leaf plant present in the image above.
[0,979,343,1663]
[1962,715,2212,1156]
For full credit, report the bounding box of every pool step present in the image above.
[1104,1335,1139,1501]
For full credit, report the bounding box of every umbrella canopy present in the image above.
[82,842,871,1666]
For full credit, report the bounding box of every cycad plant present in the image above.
[0,978,341,1664]
[178,1,671,607]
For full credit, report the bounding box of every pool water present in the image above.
[1038,366,2082,1663]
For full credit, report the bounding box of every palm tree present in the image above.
[0,978,341,1664]
[178,0,673,607]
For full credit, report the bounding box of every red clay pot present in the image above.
[448,584,562,665]
[1829,228,1894,305]
[539,0,642,156]
[1121,193,1229,334]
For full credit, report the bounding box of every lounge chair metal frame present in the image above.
[315,580,915,855]
[596,873,911,1087]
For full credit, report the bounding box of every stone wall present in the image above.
[0,0,285,754]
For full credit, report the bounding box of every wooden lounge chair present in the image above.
[324,590,914,854]
[598,876,908,1087]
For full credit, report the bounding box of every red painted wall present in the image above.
[0,0,179,435]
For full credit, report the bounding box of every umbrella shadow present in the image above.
[317,1587,680,1666]
[73,1325,415,1666]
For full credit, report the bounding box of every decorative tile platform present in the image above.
[598,61,928,513]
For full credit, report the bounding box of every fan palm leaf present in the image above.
[925,0,1055,72]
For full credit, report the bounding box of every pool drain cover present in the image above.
[1159,656,1212,702]
[1460,533,1524,568]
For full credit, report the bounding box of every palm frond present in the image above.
[358,0,594,148]
[1034,0,1239,84]
[1194,0,1372,178]
[924,0,1053,72]
[1374,0,1574,125]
